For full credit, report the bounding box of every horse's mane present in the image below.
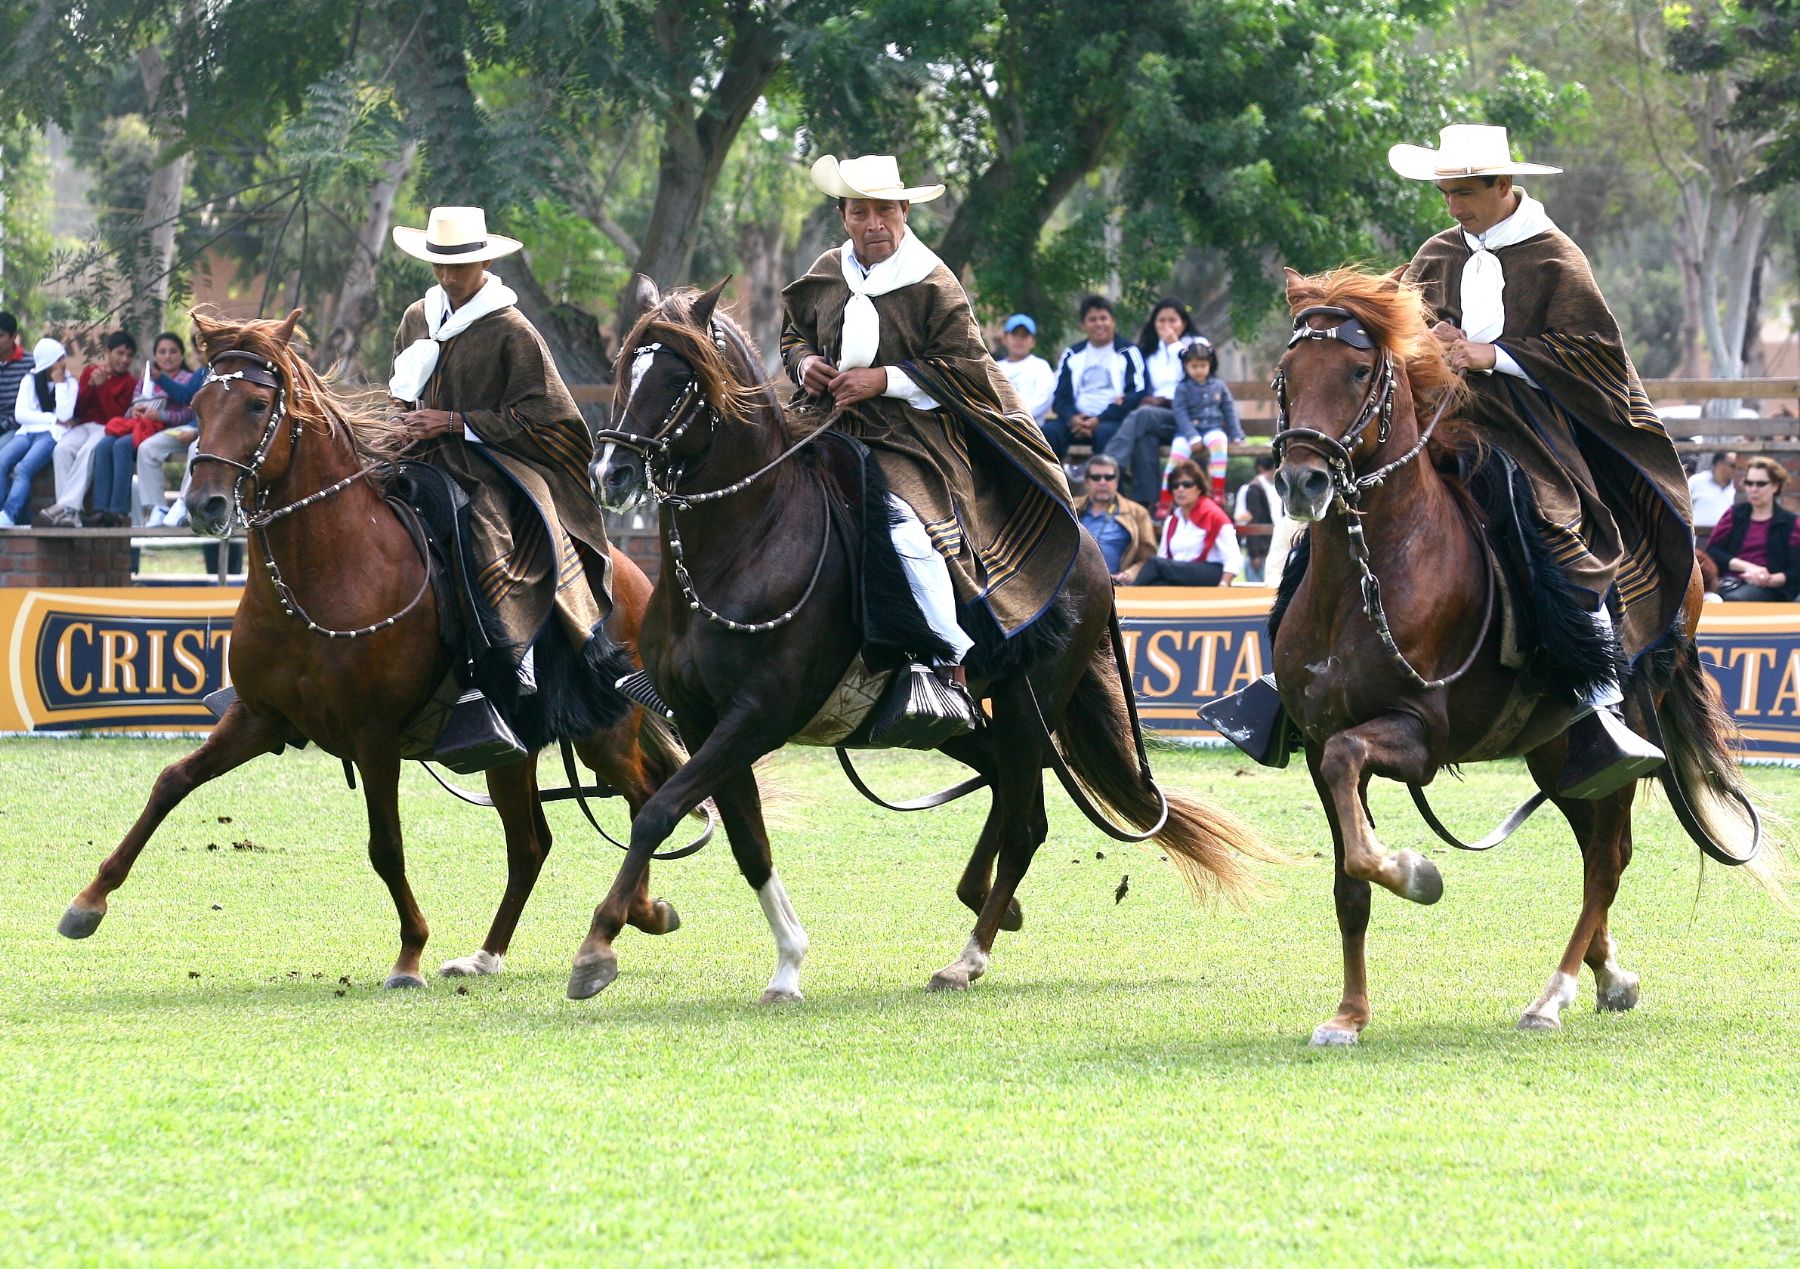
[1285,267,1475,457]
[618,290,775,426]
[189,306,409,467]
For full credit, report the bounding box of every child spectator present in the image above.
[1129,459,1241,587]
[1168,340,1241,506]
[0,339,77,527]
[1047,296,1145,459]
[1105,298,1199,503]
[89,332,195,527]
[0,313,30,438]
[39,330,137,526]
[995,314,1056,427]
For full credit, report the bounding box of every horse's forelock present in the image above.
[620,290,767,426]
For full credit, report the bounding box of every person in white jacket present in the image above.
[0,339,76,526]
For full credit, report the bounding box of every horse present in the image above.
[57,308,688,988]
[571,277,1278,1004]
[1265,266,1773,1044]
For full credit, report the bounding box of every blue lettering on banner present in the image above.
[35,611,232,728]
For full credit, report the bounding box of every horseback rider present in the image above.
[1212,125,1687,799]
[780,155,1082,743]
[388,205,626,766]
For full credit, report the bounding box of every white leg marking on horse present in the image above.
[756,873,809,1004]
[1519,970,1579,1031]
[1592,934,1641,1012]
[959,935,991,981]
[439,949,503,977]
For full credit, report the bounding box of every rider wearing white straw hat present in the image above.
[1392,124,1691,798]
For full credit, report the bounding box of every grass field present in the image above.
[3,739,1798,1265]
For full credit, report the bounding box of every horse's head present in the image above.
[593,275,739,512]
[1270,267,1457,522]
[185,307,307,537]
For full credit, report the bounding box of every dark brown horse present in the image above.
[58,309,686,987]
[1268,267,1773,1044]
[572,278,1278,1003]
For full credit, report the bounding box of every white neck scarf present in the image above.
[389,272,519,402]
[1458,189,1556,344]
[836,228,942,371]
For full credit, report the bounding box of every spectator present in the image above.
[1103,298,1196,501]
[39,330,137,526]
[1171,340,1241,505]
[137,336,207,526]
[0,312,30,437]
[89,332,195,527]
[1705,456,1796,602]
[1233,451,1283,583]
[1687,450,1738,535]
[1130,458,1241,587]
[994,313,1056,427]
[1073,453,1155,584]
[0,339,76,527]
[1047,295,1144,459]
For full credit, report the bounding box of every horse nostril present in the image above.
[1302,469,1330,502]
[198,495,229,527]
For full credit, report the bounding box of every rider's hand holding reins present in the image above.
[798,355,837,397]
[388,408,462,444]
[826,367,887,407]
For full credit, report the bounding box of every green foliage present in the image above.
[1688,0,1800,191]
[0,118,56,324]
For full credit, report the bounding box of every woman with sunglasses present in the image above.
[1705,456,1797,602]
[1128,459,1240,586]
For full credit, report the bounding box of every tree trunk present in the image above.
[312,140,418,378]
[736,215,787,375]
[133,43,189,350]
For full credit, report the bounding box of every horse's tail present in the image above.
[633,704,689,787]
[1656,632,1791,907]
[1055,639,1286,902]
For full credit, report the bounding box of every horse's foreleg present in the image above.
[1518,753,1638,1031]
[440,759,547,978]
[1307,746,1373,1046]
[568,710,768,1000]
[575,714,682,939]
[356,747,429,989]
[1318,715,1443,905]
[61,704,288,938]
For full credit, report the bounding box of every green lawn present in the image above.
[3,740,1797,1265]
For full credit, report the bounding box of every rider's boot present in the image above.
[1556,607,1664,799]
[1198,673,1295,768]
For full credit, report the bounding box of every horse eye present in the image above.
[1352,365,1372,382]
[246,400,268,414]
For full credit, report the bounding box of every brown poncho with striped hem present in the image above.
[1403,226,1694,660]
[392,301,612,670]
[781,249,1078,641]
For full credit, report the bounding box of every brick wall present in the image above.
[0,531,135,587]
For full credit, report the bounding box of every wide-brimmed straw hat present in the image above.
[1388,125,1561,181]
[810,154,944,203]
[392,206,523,264]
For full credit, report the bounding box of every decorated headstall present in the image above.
[1270,305,1397,497]
[595,324,732,462]
[189,349,296,507]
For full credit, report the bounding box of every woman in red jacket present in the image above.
[1128,459,1241,586]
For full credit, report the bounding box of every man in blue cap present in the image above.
[994,313,1055,435]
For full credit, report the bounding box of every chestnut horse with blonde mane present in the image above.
[57,309,687,987]
[1269,267,1771,1044]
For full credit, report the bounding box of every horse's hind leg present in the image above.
[1307,746,1374,1046]
[940,733,1022,932]
[1516,751,1637,1031]
[700,765,809,1005]
[440,759,547,977]
[61,704,288,939]
[355,746,430,989]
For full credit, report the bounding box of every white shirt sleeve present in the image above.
[882,365,940,411]
[1017,358,1055,421]
[1210,523,1243,579]
[1490,345,1538,386]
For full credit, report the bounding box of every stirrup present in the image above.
[433,688,528,774]
[1557,706,1664,799]
[868,663,977,750]
[1198,674,1297,768]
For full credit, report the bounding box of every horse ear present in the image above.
[189,305,224,359]
[274,307,304,346]
[688,276,731,330]
[1283,267,1306,304]
[628,274,661,321]
[1384,264,1408,289]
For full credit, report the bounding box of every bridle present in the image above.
[191,348,429,639]
[592,327,834,634]
[1269,305,1490,691]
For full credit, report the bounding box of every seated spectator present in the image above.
[137,337,207,526]
[1103,298,1195,502]
[1705,456,1796,602]
[995,313,1056,427]
[1233,451,1282,583]
[1047,295,1144,459]
[1130,459,1241,587]
[1073,453,1155,584]
[0,339,76,527]
[0,312,30,438]
[39,330,137,526]
[1688,450,1738,536]
[88,331,197,527]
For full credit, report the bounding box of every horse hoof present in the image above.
[383,972,427,990]
[1597,975,1641,1013]
[1395,850,1444,905]
[759,988,803,1005]
[438,950,503,977]
[1000,898,1024,933]
[1310,1024,1360,1047]
[651,899,681,936]
[567,950,619,1000]
[1516,1010,1561,1032]
[927,967,972,992]
[58,904,106,940]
